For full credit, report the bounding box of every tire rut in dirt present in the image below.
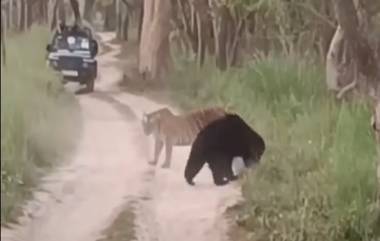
[133,167,161,241]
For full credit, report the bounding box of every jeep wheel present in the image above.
[86,77,95,92]
[94,62,98,79]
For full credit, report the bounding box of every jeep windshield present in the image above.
[53,35,91,52]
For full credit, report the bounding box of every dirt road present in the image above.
[1,32,241,241]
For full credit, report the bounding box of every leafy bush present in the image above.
[1,26,81,223]
[169,54,380,241]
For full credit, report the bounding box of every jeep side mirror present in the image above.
[46,44,52,52]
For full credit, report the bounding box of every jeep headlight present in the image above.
[81,39,89,49]
[67,36,76,45]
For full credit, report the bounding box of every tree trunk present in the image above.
[104,0,116,31]
[190,4,198,54]
[116,0,129,41]
[116,0,122,38]
[8,0,13,29]
[215,5,229,71]
[330,0,380,101]
[26,0,32,29]
[50,0,60,30]
[39,0,48,24]
[192,0,214,64]
[195,13,205,66]
[334,0,378,87]
[325,25,344,91]
[1,8,6,67]
[50,0,66,30]
[139,0,172,80]
[228,18,245,67]
[69,0,81,25]
[83,0,96,23]
[122,11,129,40]
[137,0,143,42]
[58,0,66,24]
[19,0,26,31]
[139,0,154,78]
[176,0,197,54]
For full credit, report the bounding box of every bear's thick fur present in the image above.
[184,113,266,186]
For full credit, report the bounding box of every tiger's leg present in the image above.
[161,140,172,168]
[149,139,163,166]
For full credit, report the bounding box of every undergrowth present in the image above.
[1,26,81,223]
[169,54,380,241]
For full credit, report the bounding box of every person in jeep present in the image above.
[46,22,99,92]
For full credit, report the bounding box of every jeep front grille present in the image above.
[58,56,83,70]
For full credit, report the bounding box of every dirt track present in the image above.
[1,32,241,241]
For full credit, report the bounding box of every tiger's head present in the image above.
[141,108,173,136]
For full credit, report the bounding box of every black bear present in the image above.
[184,113,266,186]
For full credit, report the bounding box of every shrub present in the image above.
[169,54,380,241]
[1,26,81,223]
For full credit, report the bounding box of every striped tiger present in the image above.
[142,106,228,168]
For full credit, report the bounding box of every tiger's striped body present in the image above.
[142,107,227,168]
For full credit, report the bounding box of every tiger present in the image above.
[141,106,228,168]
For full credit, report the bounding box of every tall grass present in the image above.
[1,26,81,223]
[169,54,380,241]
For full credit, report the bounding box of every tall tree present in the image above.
[333,0,379,95]
[69,0,81,25]
[18,0,26,31]
[139,0,172,80]
[137,0,143,42]
[50,0,64,30]
[104,0,116,30]
[1,6,6,66]
[116,0,131,40]
[83,0,96,23]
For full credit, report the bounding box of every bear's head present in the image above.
[244,137,266,168]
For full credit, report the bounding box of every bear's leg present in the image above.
[226,166,238,181]
[221,157,238,181]
[184,154,206,186]
[208,158,229,186]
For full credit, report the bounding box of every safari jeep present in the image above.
[46,25,99,92]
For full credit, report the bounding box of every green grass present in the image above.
[169,54,380,241]
[1,26,81,223]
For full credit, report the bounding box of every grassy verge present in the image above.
[168,54,380,241]
[1,26,81,223]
